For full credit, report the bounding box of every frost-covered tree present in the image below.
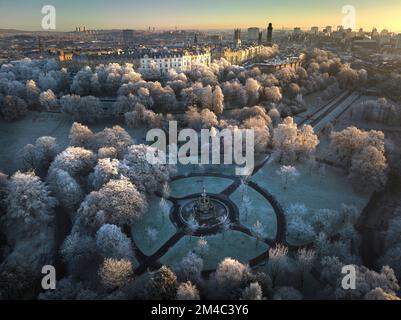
[213,258,250,298]
[288,83,301,98]
[25,80,40,108]
[120,144,175,194]
[331,127,387,191]
[70,66,94,95]
[337,66,359,89]
[124,103,163,129]
[276,165,299,189]
[364,288,400,300]
[199,85,213,109]
[61,95,104,123]
[77,178,147,232]
[149,83,178,111]
[39,89,58,111]
[349,145,387,191]
[264,86,282,103]
[91,126,132,157]
[197,237,209,258]
[95,224,133,259]
[242,282,263,300]
[60,233,98,278]
[47,168,84,213]
[330,127,385,167]
[241,116,270,153]
[268,107,281,124]
[185,107,218,131]
[186,214,199,236]
[142,266,178,300]
[287,215,315,243]
[211,85,224,114]
[351,98,401,125]
[69,122,94,149]
[38,67,69,93]
[7,171,57,224]
[112,94,138,116]
[267,245,289,287]
[98,258,133,289]
[296,248,316,288]
[49,146,96,178]
[21,136,59,172]
[233,105,271,125]
[98,147,118,159]
[252,220,265,246]
[245,78,261,106]
[272,117,318,164]
[272,118,298,162]
[60,94,80,115]
[90,158,120,190]
[173,252,204,283]
[296,124,319,161]
[1,95,28,121]
[275,67,296,85]
[176,281,200,300]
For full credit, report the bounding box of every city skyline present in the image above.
[0,0,401,32]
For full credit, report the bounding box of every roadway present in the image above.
[296,90,361,132]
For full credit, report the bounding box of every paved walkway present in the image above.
[131,156,291,277]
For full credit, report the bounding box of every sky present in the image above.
[0,0,400,32]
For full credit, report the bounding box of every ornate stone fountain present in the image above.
[178,186,231,231]
[192,187,216,223]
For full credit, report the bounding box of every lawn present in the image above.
[159,230,268,270]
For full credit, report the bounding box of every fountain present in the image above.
[178,187,231,231]
[192,187,216,223]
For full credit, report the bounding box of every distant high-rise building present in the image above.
[122,29,134,47]
[267,23,273,42]
[396,34,401,49]
[310,26,319,35]
[371,28,379,39]
[38,37,44,53]
[258,31,263,44]
[325,26,332,34]
[234,28,242,47]
[358,28,364,37]
[293,27,302,36]
[247,27,260,41]
[75,26,87,33]
[194,33,198,45]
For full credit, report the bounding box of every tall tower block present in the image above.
[267,23,273,43]
[234,28,242,47]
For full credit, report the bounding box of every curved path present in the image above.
[132,156,290,277]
